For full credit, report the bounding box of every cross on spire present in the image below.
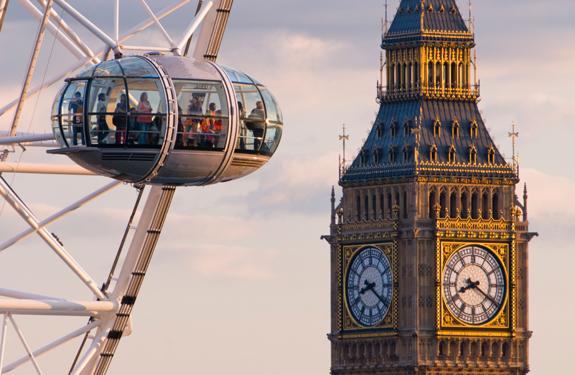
[339,124,350,178]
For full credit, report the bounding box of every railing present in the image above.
[377,83,480,101]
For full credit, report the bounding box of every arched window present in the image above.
[428,61,434,88]
[443,62,449,89]
[438,341,446,357]
[391,121,398,137]
[389,147,396,163]
[458,62,464,88]
[439,191,447,218]
[433,119,441,138]
[430,145,438,162]
[435,62,442,88]
[452,120,460,138]
[390,64,395,90]
[448,145,457,163]
[404,122,411,136]
[403,146,411,163]
[376,123,383,138]
[451,62,457,88]
[461,191,469,218]
[429,190,436,218]
[414,62,419,87]
[407,63,412,90]
[470,120,479,138]
[482,192,490,219]
[469,146,477,164]
[396,64,402,90]
[487,147,496,164]
[450,191,457,218]
[502,342,509,359]
[492,192,500,219]
[373,149,381,164]
[471,192,479,219]
[402,63,408,90]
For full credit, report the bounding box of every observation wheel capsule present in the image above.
[49,55,283,186]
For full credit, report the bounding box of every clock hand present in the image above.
[366,287,389,307]
[458,278,479,294]
[359,280,376,295]
[469,281,499,305]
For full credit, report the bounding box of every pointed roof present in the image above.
[340,99,516,185]
[383,0,474,47]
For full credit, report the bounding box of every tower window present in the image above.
[388,147,396,163]
[492,193,500,219]
[391,122,398,137]
[356,195,361,221]
[461,191,469,218]
[433,119,441,138]
[452,120,460,138]
[374,149,382,164]
[430,145,438,162]
[469,146,477,164]
[470,120,479,138]
[377,123,383,138]
[450,192,457,218]
[404,122,411,136]
[471,192,479,219]
[439,191,447,218]
[429,190,436,218]
[448,145,457,163]
[403,146,411,163]
[482,192,489,219]
[487,147,496,164]
[360,150,369,165]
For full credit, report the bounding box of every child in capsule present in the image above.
[200,102,218,148]
[136,92,153,145]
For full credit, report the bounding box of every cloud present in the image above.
[239,151,338,215]
[164,243,277,281]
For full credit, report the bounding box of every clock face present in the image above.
[442,245,506,325]
[346,247,393,327]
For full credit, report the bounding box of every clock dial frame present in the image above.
[345,246,393,327]
[441,244,509,327]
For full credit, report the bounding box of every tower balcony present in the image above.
[377,83,480,102]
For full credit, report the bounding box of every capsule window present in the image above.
[174,80,230,151]
[124,78,166,147]
[260,88,283,156]
[85,78,126,146]
[60,80,88,147]
[51,85,66,147]
[234,83,266,154]
[93,60,123,77]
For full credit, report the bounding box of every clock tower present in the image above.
[324,1,536,374]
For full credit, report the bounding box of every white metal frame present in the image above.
[0,1,234,373]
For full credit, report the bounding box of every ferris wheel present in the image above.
[0,1,283,373]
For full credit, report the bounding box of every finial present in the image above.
[468,0,475,33]
[508,122,520,174]
[339,124,350,178]
[384,0,389,35]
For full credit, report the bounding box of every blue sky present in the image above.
[0,0,574,373]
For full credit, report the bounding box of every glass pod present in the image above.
[50,55,283,186]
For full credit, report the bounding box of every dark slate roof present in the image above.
[341,99,515,184]
[383,0,473,47]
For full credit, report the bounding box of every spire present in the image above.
[330,186,336,225]
[522,183,528,222]
[383,0,473,48]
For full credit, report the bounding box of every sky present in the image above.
[0,0,574,374]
